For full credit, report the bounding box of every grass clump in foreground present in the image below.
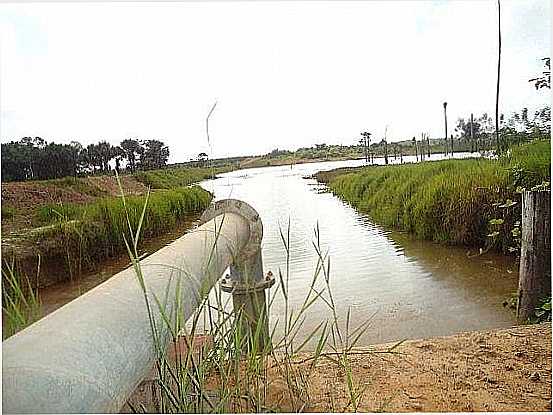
[2,258,41,339]
[317,140,550,250]
[121,184,391,413]
[30,185,212,279]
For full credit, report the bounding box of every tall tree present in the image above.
[529,57,550,90]
[111,146,124,173]
[1,141,31,181]
[139,140,170,170]
[120,139,141,173]
[96,141,114,172]
[85,144,103,173]
[69,141,83,178]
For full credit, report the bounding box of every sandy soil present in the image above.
[281,323,552,412]
[126,323,551,413]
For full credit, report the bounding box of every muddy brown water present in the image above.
[34,154,517,347]
[198,155,518,346]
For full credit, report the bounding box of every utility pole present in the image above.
[360,131,371,164]
[443,102,448,156]
[426,133,431,158]
[495,0,502,154]
[384,125,389,165]
[470,113,474,153]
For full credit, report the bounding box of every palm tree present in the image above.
[120,139,141,173]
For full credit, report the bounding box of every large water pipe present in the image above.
[2,199,265,413]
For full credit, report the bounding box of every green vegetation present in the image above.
[37,176,108,197]
[133,166,231,189]
[123,190,388,412]
[317,141,550,250]
[31,186,212,279]
[2,259,41,339]
[1,137,171,182]
[530,296,552,323]
[2,206,16,220]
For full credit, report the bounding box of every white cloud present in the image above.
[0,1,550,163]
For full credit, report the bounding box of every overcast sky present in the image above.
[0,1,550,163]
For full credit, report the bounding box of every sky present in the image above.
[0,1,550,163]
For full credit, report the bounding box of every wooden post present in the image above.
[517,190,551,322]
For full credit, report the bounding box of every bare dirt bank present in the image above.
[279,322,552,412]
[127,323,551,413]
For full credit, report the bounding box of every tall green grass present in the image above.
[121,185,391,412]
[37,176,108,197]
[2,258,41,339]
[503,140,552,188]
[318,140,550,248]
[134,167,231,189]
[32,186,212,278]
[2,205,16,220]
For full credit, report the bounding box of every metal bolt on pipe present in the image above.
[2,199,271,413]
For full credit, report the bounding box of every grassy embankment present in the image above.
[34,185,211,268]
[1,166,230,285]
[1,166,229,337]
[316,140,550,251]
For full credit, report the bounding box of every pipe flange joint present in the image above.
[199,199,262,265]
[220,271,275,294]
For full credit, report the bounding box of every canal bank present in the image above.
[125,322,552,412]
[4,152,531,346]
[269,322,552,412]
[199,154,520,347]
[316,140,550,250]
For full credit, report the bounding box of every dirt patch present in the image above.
[125,323,551,413]
[1,175,147,234]
[284,323,552,412]
[85,175,147,197]
[1,182,96,233]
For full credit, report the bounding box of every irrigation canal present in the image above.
[199,153,518,345]
[38,153,517,347]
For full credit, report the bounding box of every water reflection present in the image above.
[200,155,517,346]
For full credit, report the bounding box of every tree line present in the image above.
[454,106,551,152]
[1,138,170,182]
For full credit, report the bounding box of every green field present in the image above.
[316,141,551,250]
